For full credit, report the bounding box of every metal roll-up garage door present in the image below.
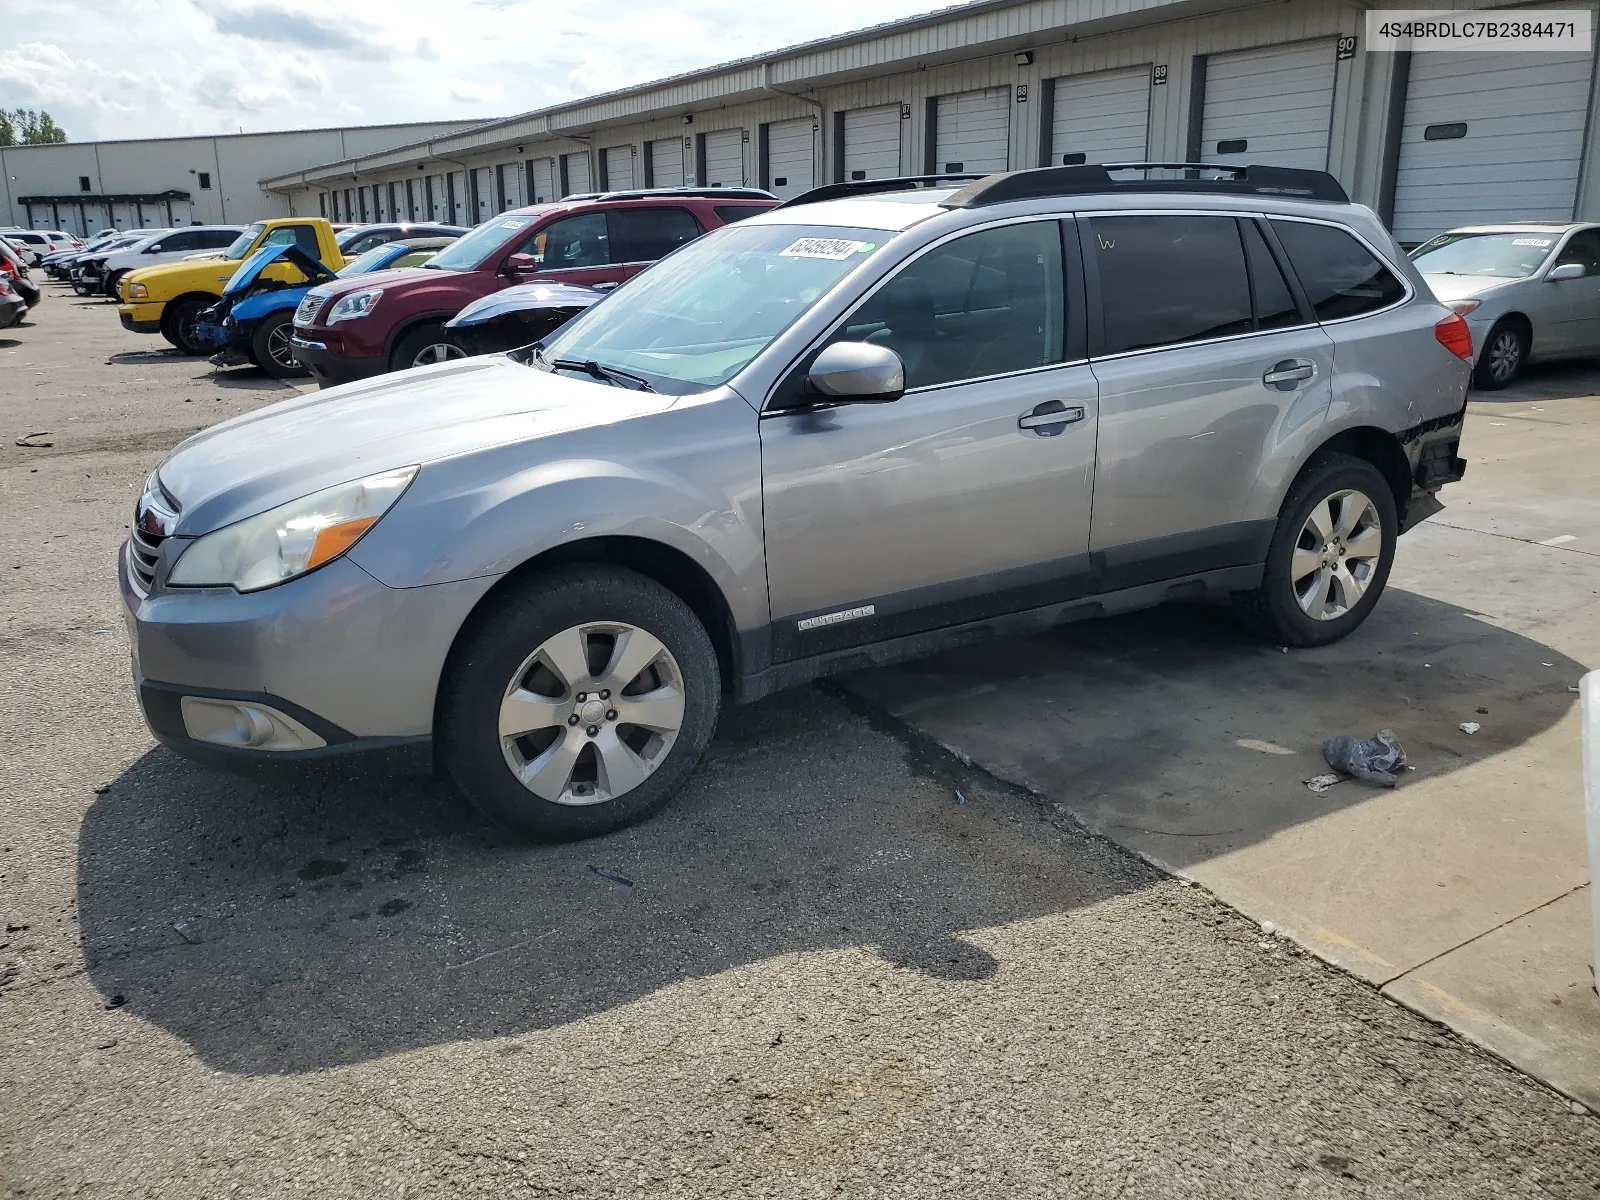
[935,86,1011,174]
[562,152,592,196]
[764,117,815,199]
[842,104,902,180]
[1391,52,1594,244]
[702,129,745,187]
[526,158,556,204]
[602,145,636,191]
[1200,40,1336,170]
[649,138,686,188]
[1049,65,1151,166]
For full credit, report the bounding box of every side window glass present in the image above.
[203,230,236,249]
[715,205,761,224]
[1242,220,1301,330]
[1088,215,1253,354]
[1272,220,1406,320]
[348,232,389,254]
[1556,230,1600,275]
[827,221,1066,390]
[608,207,703,262]
[523,212,610,268]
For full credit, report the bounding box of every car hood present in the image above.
[446,281,605,328]
[126,255,240,293]
[157,354,677,536]
[306,264,442,301]
[1418,273,1528,303]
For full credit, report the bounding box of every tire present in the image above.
[392,324,467,371]
[163,297,211,355]
[250,311,308,379]
[1233,452,1397,648]
[1473,318,1527,391]
[103,270,127,300]
[439,566,721,840]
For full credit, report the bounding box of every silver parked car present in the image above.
[1410,222,1600,390]
[121,163,1472,840]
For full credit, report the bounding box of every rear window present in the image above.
[1272,220,1406,321]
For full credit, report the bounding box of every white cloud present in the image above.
[4,0,948,141]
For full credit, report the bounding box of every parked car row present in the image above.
[0,236,44,326]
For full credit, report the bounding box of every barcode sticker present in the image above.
[781,238,872,260]
[1512,237,1554,246]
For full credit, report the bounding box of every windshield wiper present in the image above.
[549,358,655,392]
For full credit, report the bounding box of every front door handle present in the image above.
[1018,401,1087,436]
[1263,359,1316,390]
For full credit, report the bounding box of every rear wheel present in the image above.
[392,324,466,371]
[1473,319,1527,390]
[1233,453,1397,647]
[250,311,307,378]
[439,566,721,840]
[163,297,211,355]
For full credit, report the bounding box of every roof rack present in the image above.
[777,175,985,208]
[943,163,1349,207]
[563,186,777,203]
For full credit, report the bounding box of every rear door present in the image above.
[1084,212,1335,585]
[608,206,704,277]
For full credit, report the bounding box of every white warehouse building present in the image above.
[260,0,1600,244]
[0,121,484,236]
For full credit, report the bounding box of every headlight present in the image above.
[128,282,149,299]
[167,466,417,592]
[1448,299,1481,316]
[327,288,383,322]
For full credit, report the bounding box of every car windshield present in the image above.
[1410,232,1561,278]
[222,223,265,261]
[537,223,888,394]
[424,214,537,271]
[338,244,406,275]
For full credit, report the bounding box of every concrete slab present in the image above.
[841,367,1600,1102]
[1385,887,1600,1111]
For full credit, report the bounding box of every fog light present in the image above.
[180,696,327,751]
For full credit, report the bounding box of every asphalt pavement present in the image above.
[3,288,1598,1197]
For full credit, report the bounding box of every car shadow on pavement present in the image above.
[76,589,1581,1076]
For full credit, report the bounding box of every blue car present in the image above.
[197,236,457,378]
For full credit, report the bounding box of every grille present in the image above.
[295,290,326,327]
[128,523,163,593]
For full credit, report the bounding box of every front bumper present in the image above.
[118,302,164,334]
[120,543,500,760]
[291,333,386,387]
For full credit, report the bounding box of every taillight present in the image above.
[1435,313,1473,361]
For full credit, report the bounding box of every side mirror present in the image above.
[807,341,905,403]
[145,244,163,253]
[1547,262,1585,282]
[503,252,541,277]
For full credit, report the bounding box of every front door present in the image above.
[1543,228,1600,356]
[1082,212,1335,588]
[516,211,628,288]
[760,219,1098,661]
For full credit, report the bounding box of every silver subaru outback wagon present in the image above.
[121,163,1471,840]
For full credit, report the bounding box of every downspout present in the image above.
[760,61,823,113]
[760,62,824,189]
[431,143,476,223]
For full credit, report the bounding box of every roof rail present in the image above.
[564,186,777,203]
[777,174,986,208]
[943,162,1349,207]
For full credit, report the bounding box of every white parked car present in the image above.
[0,230,53,265]
[86,226,244,299]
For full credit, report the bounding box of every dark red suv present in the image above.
[292,188,777,386]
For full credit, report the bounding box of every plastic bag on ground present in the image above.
[1322,729,1408,788]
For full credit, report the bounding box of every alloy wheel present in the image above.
[412,342,465,367]
[265,322,297,370]
[498,622,686,806]
[1485,329,1522,385]
[1291,488,1382,621]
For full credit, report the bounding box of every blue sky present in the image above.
[1,0,949,141]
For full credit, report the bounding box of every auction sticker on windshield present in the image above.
[1512,238,1555,246]
[780,238,875,260]
[499,219,530,230]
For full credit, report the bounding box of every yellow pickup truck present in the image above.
[119,217,349,355]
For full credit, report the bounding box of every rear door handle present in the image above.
[1263,359,1316,389]
[1018,401,1087,435]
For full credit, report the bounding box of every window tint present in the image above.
[1556,230,1600,277]
[1242,220,1301,330]
[715,205,763,224]
[524,212,610,269]
[828,221,1065,390]
[1089,215,1252,354]
[609,207,701,262]
[158,231,199,252]
[1272,220,1406,321]
[199,229,239,249]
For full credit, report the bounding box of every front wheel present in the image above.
[439,566,721,840]
[392,324,467,371]
[163,298,211,355]
[250,311,307,379]
[1233,453,1397,647]
[1473,319,1527,390]
[103,270,127,300]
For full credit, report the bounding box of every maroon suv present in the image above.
[291,188,777,386]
